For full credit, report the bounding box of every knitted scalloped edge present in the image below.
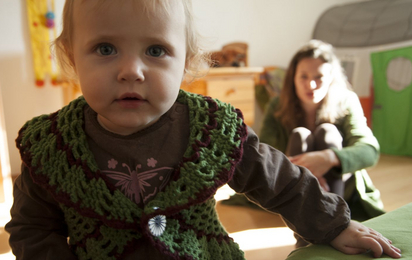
[17,90,247,228]
[16,90,248,259]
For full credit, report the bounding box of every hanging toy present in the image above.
[26,0,60,87]
[45,11,55,29]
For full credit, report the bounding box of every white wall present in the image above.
[0,0,367,175]
[192,0,368,67]
[0,0,65,176]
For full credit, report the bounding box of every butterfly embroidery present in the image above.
[102,159,172,204]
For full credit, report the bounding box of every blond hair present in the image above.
[54,0,210,83]
[276,40,351,132]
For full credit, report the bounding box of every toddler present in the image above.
[6,0,401,259]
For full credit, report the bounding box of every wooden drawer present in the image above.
[206,78,254,125]
[206,78,254,104]
[181,67,263,126]
[229,100,254,126]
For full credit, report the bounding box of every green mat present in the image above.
[286,203,411,259]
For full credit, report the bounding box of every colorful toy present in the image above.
[26,0,59,87]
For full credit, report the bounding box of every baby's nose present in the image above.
[117,58,145,82]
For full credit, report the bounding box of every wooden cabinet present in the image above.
[181,67,263,126]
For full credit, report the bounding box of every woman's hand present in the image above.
[330,221,402,258]
[317,176,330,192]
[288,149,340,178]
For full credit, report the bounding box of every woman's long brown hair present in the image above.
[275,40,351,132]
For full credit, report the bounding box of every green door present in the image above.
[371,46,412,156]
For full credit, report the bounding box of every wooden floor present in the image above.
[0,154,411,260]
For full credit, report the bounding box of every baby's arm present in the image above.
[5,166,77,260]
[230,128,350,243]
[232,127,401,258]
[330,221,402,258]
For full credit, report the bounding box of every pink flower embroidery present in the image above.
[108,159,118,169]
[147,158,157,168]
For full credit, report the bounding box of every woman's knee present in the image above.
[290,127,312,141]
[315,123,338,132]
[287,127,314,155]
[314,123,342,150]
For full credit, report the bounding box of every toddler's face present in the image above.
[70,0,187,135]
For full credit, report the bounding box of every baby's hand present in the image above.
[330,221,402,258]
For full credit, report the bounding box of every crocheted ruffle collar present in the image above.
[17,90,247,229]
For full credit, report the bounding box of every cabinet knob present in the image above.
[226,88,236,96]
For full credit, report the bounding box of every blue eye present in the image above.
[96,44,116,56]
[147,46,166,57]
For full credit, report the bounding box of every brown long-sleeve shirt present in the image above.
[6,102,350,259]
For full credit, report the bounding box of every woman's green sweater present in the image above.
[260,91,385,220]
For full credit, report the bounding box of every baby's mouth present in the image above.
[122,97,140,101]
[117,93,145,108]
[118,92,144,101]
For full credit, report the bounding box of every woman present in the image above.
[260,40,385,224]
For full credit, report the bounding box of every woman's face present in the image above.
[294,58,333,110]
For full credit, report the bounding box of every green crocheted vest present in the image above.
[16,90,248,260]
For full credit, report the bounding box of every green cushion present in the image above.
[286,203,411,259]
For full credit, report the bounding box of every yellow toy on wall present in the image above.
[26,0,59,87]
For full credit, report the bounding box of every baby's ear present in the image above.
[60,39,76,69]
[184,57,191,71]
[183,57,192,76]
[66,47,76,68]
